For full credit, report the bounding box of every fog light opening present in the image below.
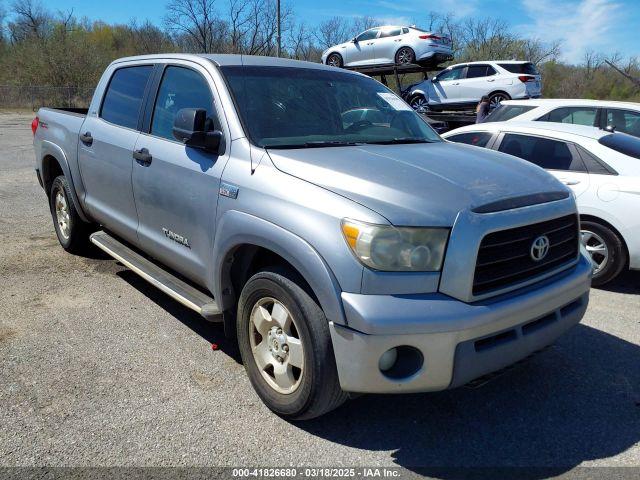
[379,346,424,380]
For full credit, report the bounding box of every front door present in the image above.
[431,65,466,104]
[77,64,154,245]
[346,29,378,66]
[132,63,229,285]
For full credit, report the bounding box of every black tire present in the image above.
[409,93,429,113]
[488,91,511,110]
[237,268,347,420]
[581,220,627,286]
[326,53,343,68]
[49,175,93,254]
[395,47,415,65]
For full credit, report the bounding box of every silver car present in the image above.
[322,25,453,68]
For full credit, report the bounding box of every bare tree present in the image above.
[351,15,378,36]
[605,58,640,90]
[164,0,226,53]
[313,16,350,48]
[9,0,50,41]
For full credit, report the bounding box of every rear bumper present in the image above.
[330,252,592,393]
[417,51,453,64]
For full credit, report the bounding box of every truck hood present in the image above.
[267,142,567,226]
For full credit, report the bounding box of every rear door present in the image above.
[496,132,590,196]
[456,64,497,103]
[374,27,403,64]
[132,62,229,285]
[77,64,154,245]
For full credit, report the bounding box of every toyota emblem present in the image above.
[530,235,550,262]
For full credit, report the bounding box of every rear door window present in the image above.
[498,133,586,171]
[465,65,491,79]
[379,28,402,38]
[606,109,640,137]
[447,132,493,147]
[538,107,598,127]
[100,65,154,129]
[150,66,216,141]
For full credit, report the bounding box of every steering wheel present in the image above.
[346,119,373,132]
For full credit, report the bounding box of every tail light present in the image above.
[419,34,441,41]
[31,116,39,135]
[518,75,535,82]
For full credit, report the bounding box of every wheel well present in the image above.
[396,46,415,58]
[489,90,511,99]
[326,52,342,62]
[221,244,319,318]
[42,154,63,197]
[580,214,629,262]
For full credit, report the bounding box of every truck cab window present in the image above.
[100,66,153,129]
[151,66,216,141]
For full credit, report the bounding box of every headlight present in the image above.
[341,219,449,271]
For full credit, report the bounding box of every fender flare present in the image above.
[40,140,91,223]
[211,210,347,325]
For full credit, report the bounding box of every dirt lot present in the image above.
[1,113,639,475]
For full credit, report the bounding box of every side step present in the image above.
[90,231,222,321]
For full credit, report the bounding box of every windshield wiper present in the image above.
[365,137,434,145]
[265,141,361,149]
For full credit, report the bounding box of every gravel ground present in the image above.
[1,113,639,475]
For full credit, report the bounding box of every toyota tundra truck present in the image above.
[32,54,592,419]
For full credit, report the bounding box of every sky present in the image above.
[33,0,640,63]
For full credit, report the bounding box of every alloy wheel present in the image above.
[396,48,413,65]
[54,190,71,240]
[249,297,304,394]
[581,229,609,275]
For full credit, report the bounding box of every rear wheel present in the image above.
[488,92,511,110]
[326,53,343,68]
[580,220,627,286]
[237,268,347,420]
[395,47,415,65]
[49,175,93,254]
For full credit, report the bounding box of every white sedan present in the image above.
[442,121,640,285]
[321,25,453,68]
[484,98,640,138]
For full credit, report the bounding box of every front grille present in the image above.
[473,214,579,296]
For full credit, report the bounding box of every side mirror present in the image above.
[172,108,223,153]
[352,37,358,43]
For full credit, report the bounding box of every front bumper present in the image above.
[330,252,592,393]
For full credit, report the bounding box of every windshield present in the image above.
[220,66,441,148]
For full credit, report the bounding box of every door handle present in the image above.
[133,148,152,166]
[487,79,495,82]
[559,178,580,186]
[79,132,93,146]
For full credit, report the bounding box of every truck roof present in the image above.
[111,53,351,73]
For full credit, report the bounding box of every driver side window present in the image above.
[437,67,464,82]
[151,66,217,141]
[356,29,379,42]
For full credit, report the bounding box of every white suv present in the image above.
[407,61,542,112]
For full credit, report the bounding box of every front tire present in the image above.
[326,53,343,68]
[581,220,627,286]
[409,93,429,113]
[237,268,347,420]
[49,175,93,254]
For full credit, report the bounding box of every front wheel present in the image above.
[580,220,627,286]
[326,53,343,68]
[237,268,347,420]
[409,93,429,113]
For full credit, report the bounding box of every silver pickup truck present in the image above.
[33,54,592,419]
